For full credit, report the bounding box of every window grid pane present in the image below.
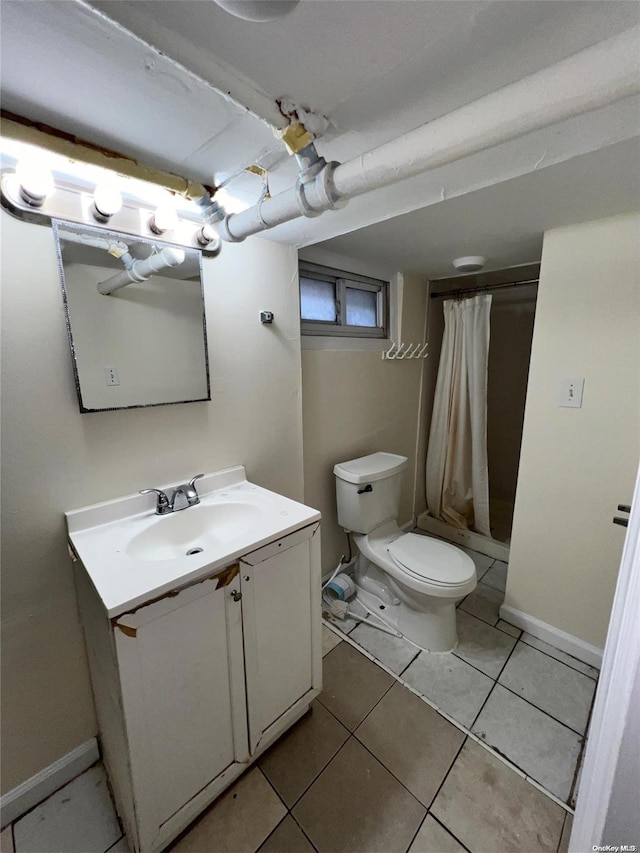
[345,286,377,327]
[300,277,336,321]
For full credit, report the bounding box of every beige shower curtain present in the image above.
[426,293,492,536]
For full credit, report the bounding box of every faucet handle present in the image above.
[140,488,171,515]
[188,474,205,491]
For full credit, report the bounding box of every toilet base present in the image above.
[353,558,460,652]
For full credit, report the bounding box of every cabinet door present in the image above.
[240,527,321,752]
[113,569,247,843]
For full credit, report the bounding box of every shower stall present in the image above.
[416,264,539,559]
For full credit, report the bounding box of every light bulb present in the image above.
[149,203,179,234]
[92,183,123,221]
[15,157,54,207]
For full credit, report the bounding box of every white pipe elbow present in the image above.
[98,247,185,295]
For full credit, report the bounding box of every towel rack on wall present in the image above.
[382,342,428,360]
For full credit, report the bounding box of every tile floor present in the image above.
[1,545,589,853]
[328,543,597,808]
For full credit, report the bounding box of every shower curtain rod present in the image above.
[430,278,539,299]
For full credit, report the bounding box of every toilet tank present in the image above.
[333,452,408,534]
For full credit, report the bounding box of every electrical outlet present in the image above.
[104,366,120,386]
[558,377,584,408]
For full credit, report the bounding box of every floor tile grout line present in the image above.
[341,628,587,783]
[495,674,590,738]
[463,726,575,812]
[567,684,599,808]
[466,633,520,740]
[445,615,518,682]
[557,812,569,853]
[271,682,396,815]
[398,649,422,678]
[494,630,520,682]
[288,811,319,853]
[346,670,397,731]
[429,810,474,853]
[252,777,319,853]
[330,622,575,815]
[286,734,354,812]
[350,730,433,815]
[519,634,599,680]
[457,606,509,634]
[424,734,469,813]
[257,764,293,814]
[567,743,585,813]
[495,621,523,639]
[458,603,502,629]
[496,636,593,734]
[254,814,290,853]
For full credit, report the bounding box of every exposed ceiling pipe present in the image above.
[216,26,640,243]
[98,247,186,295]
[58,228,130,257]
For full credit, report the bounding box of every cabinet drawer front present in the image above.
[114,577,241,835]
[242,522,318,566]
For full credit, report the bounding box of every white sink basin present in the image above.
[65,466,320,617]
[126,501,262,561]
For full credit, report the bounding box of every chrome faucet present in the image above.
[141,474,204,515]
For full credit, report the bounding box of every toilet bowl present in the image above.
[334,452,476,652]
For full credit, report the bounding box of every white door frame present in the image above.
[570,464,640,850]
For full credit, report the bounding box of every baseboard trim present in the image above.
[0,738,99,828]
[416,512,510,561]
[499,605,603,669]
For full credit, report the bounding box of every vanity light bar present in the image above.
[0,145,222,257]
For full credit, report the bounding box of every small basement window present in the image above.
[299,261,389,338]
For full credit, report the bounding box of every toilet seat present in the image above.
[387,533,475,587]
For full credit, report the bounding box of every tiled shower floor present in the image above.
[1,545,594,853]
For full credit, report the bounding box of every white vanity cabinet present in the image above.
[74,517,321,853]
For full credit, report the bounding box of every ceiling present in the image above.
[309,138,640,279]
[1,0,639,276]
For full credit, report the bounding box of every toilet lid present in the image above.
[387,534,475,585]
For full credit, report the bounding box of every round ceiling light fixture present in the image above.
[212,0,300,22]
[452,256,486,273]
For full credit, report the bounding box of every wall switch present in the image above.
[104,366,120,386]
[558,377,584,408]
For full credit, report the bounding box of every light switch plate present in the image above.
[558,377,584,408]
[104,366,120,386]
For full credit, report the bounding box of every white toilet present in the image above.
[334,452,476,652]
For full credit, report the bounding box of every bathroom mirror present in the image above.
[53,221,210,413]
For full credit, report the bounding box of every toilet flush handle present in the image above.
[357,484,373,495]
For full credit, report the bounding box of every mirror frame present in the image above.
[53,219,211,413]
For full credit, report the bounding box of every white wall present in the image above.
[299,247,427,573]
[0,212,303,793]
[506,213,640,650]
